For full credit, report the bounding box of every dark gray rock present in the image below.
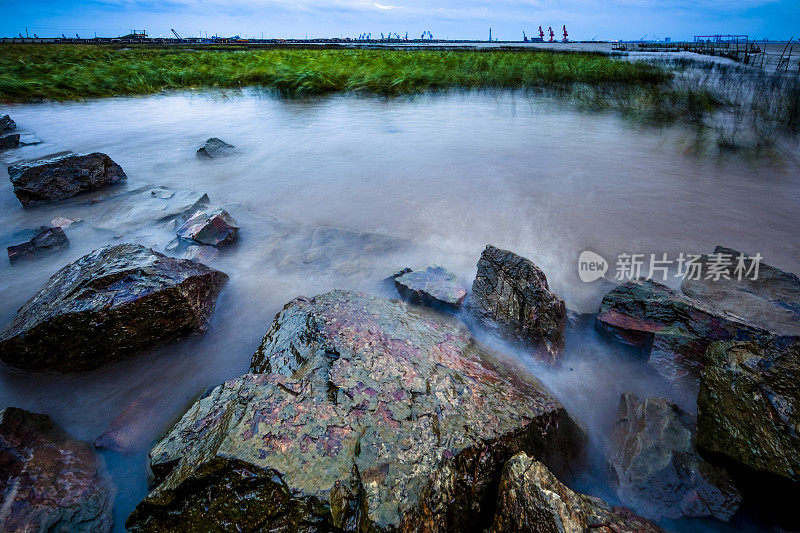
[610,393,741,521]
[470,244,566,363]
[0,134,20,150]
[0,407,113,533]
[394,265,467,310]
[491,452,663,533]
[196,137,236,159]
[7,226,69,263]
[177,207,238,246]
[127,290,585,532]
[0,114,15,134]
[8,152,127,206]
[697,338,800,483]
[596,278,769,382]
[0,243,228,372]
[682,246,800,337]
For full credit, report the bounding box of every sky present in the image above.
[2,0,797,42]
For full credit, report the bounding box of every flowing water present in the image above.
[1,89,799,531]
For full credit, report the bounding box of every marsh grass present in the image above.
[0,45,669,100]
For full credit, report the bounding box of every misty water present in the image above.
[1,89,799,531]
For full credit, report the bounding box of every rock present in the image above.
[7,152,127,206]
[394,265,467,310]
[491,452,663,533]
[51,216,80,229]
[0,243,228,372]
[95,393,158,454]
[470,244,566,362]
[0,114,15,134]
[18,133,43,146]
[127,290,585,532]
[610,393,741,521]
[0,407,113,532]
[682,246,800,337]
[182,244,219,263]
[697,338,800,483]
[0,133,20,150]
[86,186,210,233]
[596,278,768,382]
[196,137,236,159]
[7,226,69,263]
[177,208,238,246]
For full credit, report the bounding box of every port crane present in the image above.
[171,29,183,40]
[548,26,555,42]
[539,26,545,40]
[563,25,568,42]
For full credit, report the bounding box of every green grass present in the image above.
[0,44,670,101]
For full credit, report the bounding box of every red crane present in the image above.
[562,25,569,42]
[548,26,555,42]
[539,26,545,39]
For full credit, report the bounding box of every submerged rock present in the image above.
[394,265,467,310]
[177,207,238,246]
[596,278,767,381]
[470,244,566,362]
[682,246,800,337]
[0,133,20,150]
[0,243,228,372]
[610,393,741,521]
[95,392,158,454]
[127,290,585,532]
[196,137,237,159]
[182,244,219,263]
[0,407,113,533]
[0,114,15,134]
[697,338,800,483]
[491,452,663,533]
[7,226,69,263]
[7,152,127,206]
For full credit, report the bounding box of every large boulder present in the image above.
[697,338,800,483]
[596,279,768,381]
[0,114,15,134]
[177,207,238,246]
[470,245,566,362]
[0,243,228,372]
[127,290,585,532]
[610,393,741,521]
[7,226,69,263]
[196,137,237,159]
[394,265,467,310]
[8,152,127,206]
[0,407,113,532]
[491,452,663,533]
[681,246,800,337]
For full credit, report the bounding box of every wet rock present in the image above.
[51,216,80,229]
[0,243,228,372]
[7,226,69,263]
[596,278,767,382]
[0,407,113,532]
[85,186,210,233]
[0,114,15,134]
[491,452,663,533]
[0,133,20,150]
[177,208,238,246]
[610,393,741,521]
[7,152,127,206]
[682,246,800,337]
[470,244,566,362]
[697,338,800,483]
[196,137,237,159]
[394,265,467,310]
[127,290,585,532]
[182,244,219,263]
[18,133,43,146]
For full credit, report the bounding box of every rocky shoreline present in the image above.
[1,114,799,531]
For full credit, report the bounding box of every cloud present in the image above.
[373,3,399,10]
